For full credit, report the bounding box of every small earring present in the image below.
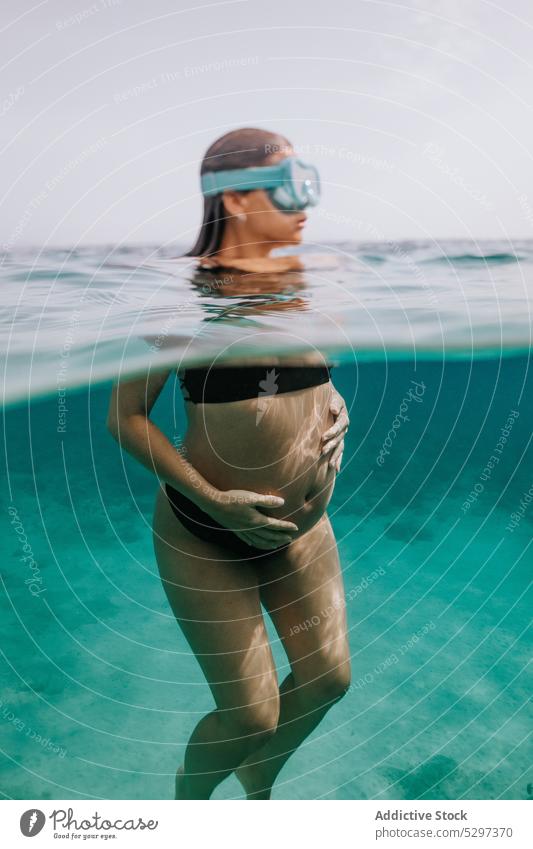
[236,213,247,222]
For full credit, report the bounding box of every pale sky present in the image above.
[1,0,533,249]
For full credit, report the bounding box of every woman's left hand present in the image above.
[321,388,349,472]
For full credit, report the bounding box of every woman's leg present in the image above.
[153,489,280,800]
[237,514,351,799]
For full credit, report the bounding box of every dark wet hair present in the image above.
[184,127,291,257]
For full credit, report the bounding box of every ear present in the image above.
[221,190,250,218]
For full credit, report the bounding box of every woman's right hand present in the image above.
[205,489,298,550]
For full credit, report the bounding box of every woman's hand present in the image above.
[321,388,349,472]
[205,490,299,550]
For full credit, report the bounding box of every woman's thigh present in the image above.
[153,487,278,715]
[258,515,351,689]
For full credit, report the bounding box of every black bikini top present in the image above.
[179,364,332,404]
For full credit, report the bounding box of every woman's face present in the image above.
[228,149,308,248]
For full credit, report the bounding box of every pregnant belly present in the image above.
[183,383,336,539]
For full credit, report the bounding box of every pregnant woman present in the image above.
[107,128,351,800]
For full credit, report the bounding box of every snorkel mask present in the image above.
[201,156,321,213]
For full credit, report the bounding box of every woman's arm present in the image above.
[107,369,298,548]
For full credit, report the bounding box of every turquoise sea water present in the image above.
[1,242,531,800]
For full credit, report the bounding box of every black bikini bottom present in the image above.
[165,484,290,559]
